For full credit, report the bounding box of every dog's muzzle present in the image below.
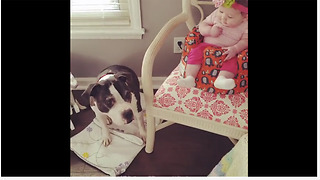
[122,109,134,124]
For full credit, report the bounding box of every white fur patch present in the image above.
[98,74,115,82]
[102,85,139,126]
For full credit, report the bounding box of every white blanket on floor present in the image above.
[71,117,145,176]
[208,133,248,176]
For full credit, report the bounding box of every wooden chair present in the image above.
[141,0,248,153]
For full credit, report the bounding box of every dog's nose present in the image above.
[122,109,134,124]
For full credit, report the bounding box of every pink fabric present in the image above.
[232,2,248,13]
[187,43,214,64]
[154,67,248,130]
[220,56,237,75]
[187,42,238,75]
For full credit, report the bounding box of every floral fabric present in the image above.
[154,67,248,130]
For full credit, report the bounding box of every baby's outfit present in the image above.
[190,11,248,75]
[179,10,248,90]
[187,43,238,75]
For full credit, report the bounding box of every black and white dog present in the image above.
[82,65,146,146]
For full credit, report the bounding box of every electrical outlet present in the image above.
[173,37,185,53]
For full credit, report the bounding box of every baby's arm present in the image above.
[199,10,222,37]
[234,31,248,52]
[199,13,214,36]
[223,31,248,60]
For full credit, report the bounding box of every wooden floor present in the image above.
[70,90,234,176]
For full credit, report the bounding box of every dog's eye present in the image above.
[105,98,115,108]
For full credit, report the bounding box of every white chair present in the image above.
[70,73,86,130]
[141,0,248,153]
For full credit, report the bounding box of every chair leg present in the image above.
[145,115,156,153]
[70,119,75,130]
[228,137,238,145]
[75,99,87,110]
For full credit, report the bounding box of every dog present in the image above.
[82,65,146,146]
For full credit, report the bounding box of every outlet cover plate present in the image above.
[173,37,185,53]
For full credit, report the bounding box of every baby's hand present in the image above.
[222,46,238,61]
[210,26,222,37]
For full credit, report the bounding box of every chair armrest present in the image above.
[141,12,188,108]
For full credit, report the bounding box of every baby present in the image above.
[178,0,248,90]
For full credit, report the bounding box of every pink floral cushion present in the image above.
[154,67,248,130]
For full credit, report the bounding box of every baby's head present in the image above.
[213,0,248,27]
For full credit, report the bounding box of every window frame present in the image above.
[71,0,145,39]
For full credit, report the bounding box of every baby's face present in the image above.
[216,6,247,28]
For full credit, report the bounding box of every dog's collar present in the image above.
[98,73,115,82]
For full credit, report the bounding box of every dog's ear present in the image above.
[82,83,96,96]
[81,83,101,106]
[114,73,127,82]
[114,72,131,84]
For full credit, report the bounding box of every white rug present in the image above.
[71,117,145,176]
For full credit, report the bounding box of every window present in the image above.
[71,0,144,39]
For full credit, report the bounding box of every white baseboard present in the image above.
[74,77,96,90]
[74,77,166,90]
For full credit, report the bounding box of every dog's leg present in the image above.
[99,116,112,146]
[91,104,112,146]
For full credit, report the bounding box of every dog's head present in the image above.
[82,73,138,126]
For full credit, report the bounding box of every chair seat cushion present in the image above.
[154,67,248,130]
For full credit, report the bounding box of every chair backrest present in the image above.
[184,0,214,31]
[142,0,215,109]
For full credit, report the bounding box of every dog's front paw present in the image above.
[102,133,112,146]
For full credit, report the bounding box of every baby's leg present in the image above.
[214,56,237,90]
[178,64,201,88]
[178,43,210,88]
[214,70,236,90]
